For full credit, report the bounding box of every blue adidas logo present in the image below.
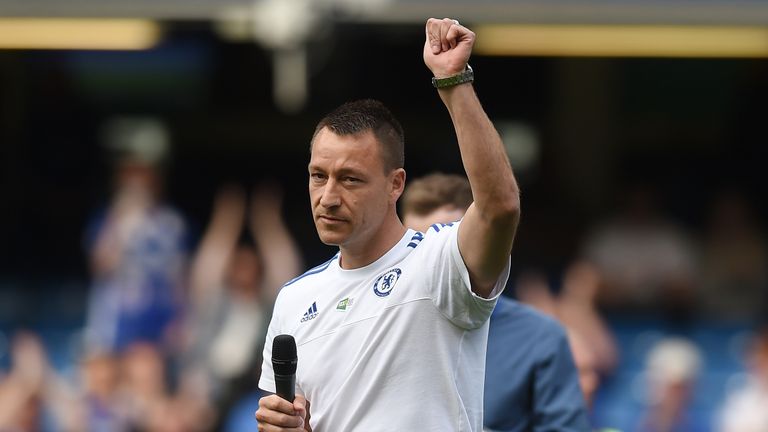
[300,302,319,323]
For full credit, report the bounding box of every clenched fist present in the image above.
[423,17,475,79]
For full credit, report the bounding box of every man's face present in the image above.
[308,128,397,249]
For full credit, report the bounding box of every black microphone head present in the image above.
[272,334,297,375]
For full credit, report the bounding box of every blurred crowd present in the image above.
[0,144,303,431]
[514,182,768,431]
[0,143,767,431]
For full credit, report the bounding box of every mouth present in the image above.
[317,215,346,224]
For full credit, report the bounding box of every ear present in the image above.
[389,168,406,204]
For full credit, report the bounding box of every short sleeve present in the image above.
[258,291,285,393]
[418,222,510,329]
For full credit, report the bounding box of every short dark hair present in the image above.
[311,99,405,172]
[400,172,473,217]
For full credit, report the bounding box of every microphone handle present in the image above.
[274,372,296,402]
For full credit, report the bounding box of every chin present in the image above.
[316,228,346,246]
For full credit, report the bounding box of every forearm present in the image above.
[189,204,244,302]
[423,18,520,295]
[439,83,519,221]
[251,216,303,294]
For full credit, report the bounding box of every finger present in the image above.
[425,18,441,55]
[446,23,462,49]
[255,407,304,430]
[446,23,459,49]
[257,421,306,432]
[258,420,293,432]
[260,394,297,415]
[440,18,453,51]
[293,395,308,419]
[449,24,475,51]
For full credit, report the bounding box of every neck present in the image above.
[338,214,407,269]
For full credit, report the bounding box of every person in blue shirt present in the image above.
[85,156,188,354]
[401,172,590,431]
[484,296,590,431]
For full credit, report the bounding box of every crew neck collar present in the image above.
[333,229,416,278]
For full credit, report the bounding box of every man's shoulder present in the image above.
[407,221,460,254]
[490,297,567,345]
[421,220,461,238]
[279,254,339,294]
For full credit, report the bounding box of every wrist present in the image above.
[432,64,474,89]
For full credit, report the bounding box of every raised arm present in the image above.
[423,18,521,298]
[188,185,246,305]
[248,184,303,300]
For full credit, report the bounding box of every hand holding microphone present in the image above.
[255,335,310,431]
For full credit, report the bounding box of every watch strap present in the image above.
[431,64,474,89]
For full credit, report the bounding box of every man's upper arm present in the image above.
[458,201,518,298]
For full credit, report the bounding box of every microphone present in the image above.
[272,334,297,402]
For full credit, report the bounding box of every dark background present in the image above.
[1,22,765,283]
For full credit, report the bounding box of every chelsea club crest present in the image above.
[373,268,402,297]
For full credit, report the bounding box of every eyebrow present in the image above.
[308,165,367,178]
[337,167,367,178]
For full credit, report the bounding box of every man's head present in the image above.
[401,172,472,232]
[645,337,701,410]
[309,100,406,252]
[312,99,404,173]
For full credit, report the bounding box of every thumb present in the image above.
[294,395,308,418]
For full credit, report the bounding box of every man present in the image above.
[402,173,591,432]
[256,18,520,431]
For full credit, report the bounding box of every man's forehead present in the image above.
[310,129,381,164]
[313,127,377,146]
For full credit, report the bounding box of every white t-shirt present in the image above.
[259,222,509,431]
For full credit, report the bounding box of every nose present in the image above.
[319,178,341,209]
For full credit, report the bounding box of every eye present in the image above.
[343,176,362,184]
[310,172,327,182]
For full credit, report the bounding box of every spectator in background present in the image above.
[84,139,188,354]
[557,262,619,375]
[581,184,697,317]
[515,267,616,408]
[182,183,302,425]
[79,351,128,431]
[718,325,768,432]
[0,333,208,432]
[399,173,469,234]
[0,331,84,431]
[565,329,600,411]
[401,172,590,432]
[637,337,705,432]
[118,342,172,430]
[698,189,768,321]
[118,342,213,432]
